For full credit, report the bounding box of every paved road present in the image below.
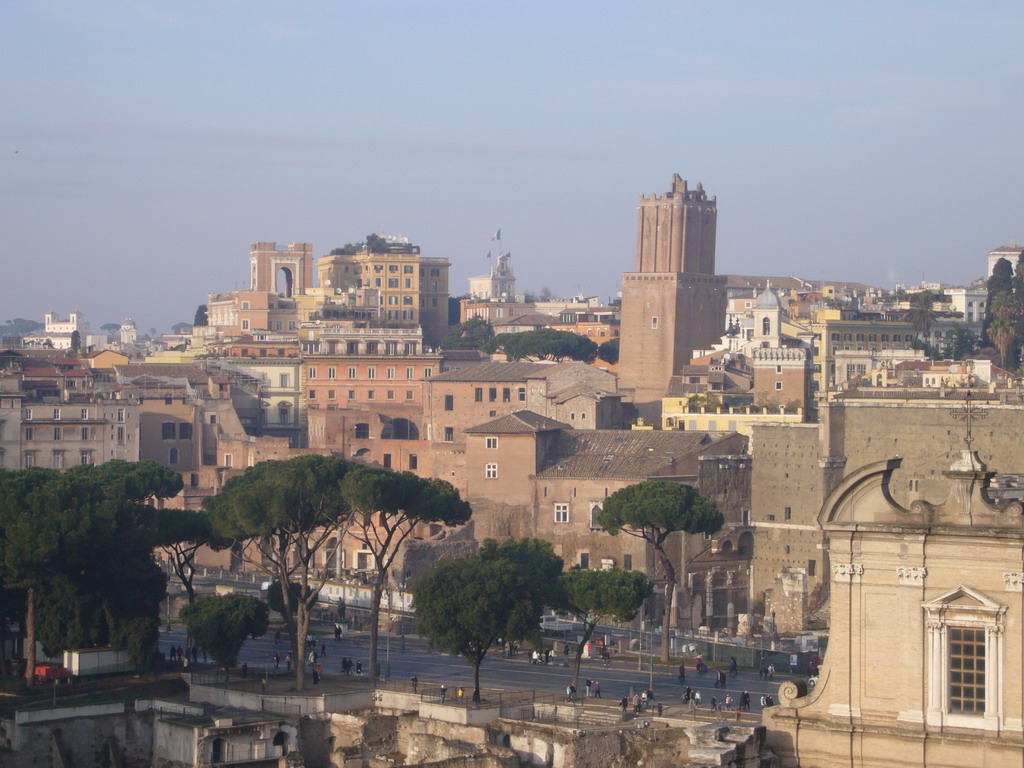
[162,624,793,714]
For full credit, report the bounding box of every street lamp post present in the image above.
[385,584,392,680]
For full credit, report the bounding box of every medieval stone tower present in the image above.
[619,175,727,419]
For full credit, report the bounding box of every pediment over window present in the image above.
[922,584,1005,620]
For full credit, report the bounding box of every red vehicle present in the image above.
[34,663,68,682]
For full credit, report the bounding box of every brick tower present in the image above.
[619,175,727,419]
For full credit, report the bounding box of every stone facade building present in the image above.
[424,361,624,492]
[462,411,747,629]
[766,451,1024,767]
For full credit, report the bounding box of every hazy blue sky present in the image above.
[2,1,1022,333]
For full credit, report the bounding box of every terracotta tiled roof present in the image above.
[114,364,210,384]
[465,410,570,434]
[535,429,732,480]
[429,361,557,382]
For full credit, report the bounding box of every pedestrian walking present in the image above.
[678,662,685,682]
[286,651,292,671]
[729,656,738,676]
[321,642,327,657]
[411,675,418,693]
[274,652,280,669]
[656,702,663,717]
[593,680,602,698]
[741,691,751,711]
[585,678,592,697]
[767,663,775,681]
[620,696,628,713]
[261,677,267,694]
[356,661,362,677]
[694,690,702,708]
[440,684,447,704]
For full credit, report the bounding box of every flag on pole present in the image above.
[491,229,501,242]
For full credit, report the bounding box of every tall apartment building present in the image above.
[316,236,450,347]
[619,175,727,419]
[0,360,140,470]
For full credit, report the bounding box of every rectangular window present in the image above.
[327,390,336,399]
[367,390,375,400]
[386,367,395,380]
[279,373,290,388]
[784,506,792,521]
[80,451,91,466]
[518,387,526,402]
[24,408,32,421]
[224,453,233,468]
[580,553,590,569]
[808,559,816,576]
[383,454,392,469]
[308,367,317,379]
[554,503,569,523]
[486,437,499,449]
[475,388,484,402]
[51,452,63,468]
[386,390,395,400]
[309,389,317,399]
[406,367,415,380]
[80,427,89,440]
[179,423,192,440]
[24,426,33,440]
[52,408,61,419]
[406,390,414,400]
[52,427,61,441]
[23,452,34,468]
[328,367,336,379]
[651,316,659,329]
[117,409,125,423]
[409,454,418,470]
[162,422,175,440]
[444,395,454,411]
[367,367,376,379]
[485,463,498,479]
[348,367,357,379]
[502,388,511,402]
[623,554,633,571]
[949,627,985,714]
[348,390,356,400]
[489,387,497,402]
[444,427,454,442]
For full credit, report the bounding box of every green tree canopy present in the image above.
[597,337,620,365]
[0,462,184,682]
[206,455,351,690]
[441,317,494,350]
[180,594,269,673]
[943,324,981,361]
[100,323,121,334]
[598,481,722,662]
[70,330,81,354]
[341,467,471,674]
[903,291,938,339]
[193,305,208,327]
[557,568,652,688]
[414,539,562,697]
[486,328,598,363]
